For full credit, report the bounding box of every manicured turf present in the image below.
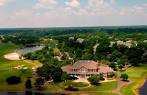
[91,92,117,95]
[0,44,42,91]
[82,81,117,91]
[56,80,89,88]
[0,43,17,63]
[120,65,147,95]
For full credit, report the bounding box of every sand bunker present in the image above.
[4,53,21,60]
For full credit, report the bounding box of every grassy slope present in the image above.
[53,81,117,95]
[0,43,42,91]
[56,81,89,88]
[120,65,147,95]
[82,81,117,91]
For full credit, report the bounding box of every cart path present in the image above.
[110,80,132,95]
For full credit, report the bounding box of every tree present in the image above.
[120,73,128,81]
[81,52,93,60]
[36,64,63,82]
[95,39,111,60]
[109,62,117,71]
[25,78,32,89]
[110,50,122,61]
[142,53,147,63]
[88,75,100,85]
[117,59,125,70]
[61,72,71,81]
[52,71,62,82]
[99,74,105,81]
[126,47,144,66]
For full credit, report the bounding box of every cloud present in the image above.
[15,10,32,17]
[0,0,15,6]
[33,0,57,9]
[0,0,147,28]
[120,4,147,16]
[85,0,116,15]
[65,0,80,9]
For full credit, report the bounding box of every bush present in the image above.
[99,74,105,81]
[65,85,79,91]
[88,75,100,85]
[6,76,21,85]
[120,73,128,81]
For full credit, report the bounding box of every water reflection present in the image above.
[25,91,59,95]
[139,79,147,95]
[16,45,45,55]
[25,91,32,95]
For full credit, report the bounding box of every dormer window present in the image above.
[80,67,87,73]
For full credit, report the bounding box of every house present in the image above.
[62,60,113,78]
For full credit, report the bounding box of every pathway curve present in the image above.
[110,80,132,95]
[77,80,132,95]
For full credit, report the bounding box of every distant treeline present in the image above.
[0,26,147,45]
[0,26,147,36]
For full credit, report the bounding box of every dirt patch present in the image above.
[4,52,22,60]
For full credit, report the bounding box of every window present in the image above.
[80,67,87,72]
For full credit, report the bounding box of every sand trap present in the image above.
[4,52,22,60]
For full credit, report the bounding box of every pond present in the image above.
[139,79,147,95]
[0,91,62,95]
[16,46,45,55]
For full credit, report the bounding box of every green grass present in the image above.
[120,65,147,95]
[61,92,117,95]
[82,81,117,91]
[0,43,17,63]
[0,43,42,91]
[55,81,89,88]
[91,92,117,95]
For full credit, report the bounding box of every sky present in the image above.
[0,0,147,28]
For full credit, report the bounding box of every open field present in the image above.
[0,44,42,91]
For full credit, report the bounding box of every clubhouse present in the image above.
[62,60,113,78]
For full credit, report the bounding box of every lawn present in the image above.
[53,81,117,95]
[0,43,42,91]
[120,65,147,95]
[90,92,117,95]
[0,43,17,63]
[82,81,117,91]
[55,80,89,88]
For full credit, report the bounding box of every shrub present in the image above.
[120,73,128,81]
[65,85,79,91]
[6,76,21,85]
[88,75,100,85]
[99,74,105,81]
